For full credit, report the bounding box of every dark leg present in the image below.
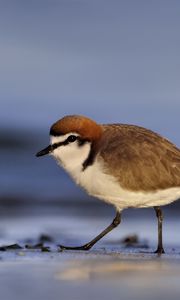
[59,211,121,251]
[154,206,165,254]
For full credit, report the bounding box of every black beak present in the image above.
[36,145,53,157]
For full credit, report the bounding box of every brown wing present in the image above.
[99,124,180,191]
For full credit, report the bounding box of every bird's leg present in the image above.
[154,206,165,254]
[59,211,121,251]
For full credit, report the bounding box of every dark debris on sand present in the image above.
[0,244,23,251]
[0,234,54,252]
[0,233,149,253]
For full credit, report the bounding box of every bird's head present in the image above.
[36,115,102,170]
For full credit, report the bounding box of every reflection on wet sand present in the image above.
[56,258,179,281]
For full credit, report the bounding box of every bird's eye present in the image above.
[67,135,77,143]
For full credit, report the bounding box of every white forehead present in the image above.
[50,132,79,144]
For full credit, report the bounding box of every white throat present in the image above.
[50,134,91,182]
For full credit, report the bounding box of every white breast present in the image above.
[51,137,180,211]
[74,158,180,211]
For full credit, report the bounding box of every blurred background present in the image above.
[0,0,180,206]
[0,2,180,299]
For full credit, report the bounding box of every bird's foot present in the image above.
[154,247,165,255]
[58,243,92,251]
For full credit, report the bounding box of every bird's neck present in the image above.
[53,142,92,181]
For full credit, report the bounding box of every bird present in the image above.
[36,115,180,254]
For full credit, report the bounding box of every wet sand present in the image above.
[0,205,180,300]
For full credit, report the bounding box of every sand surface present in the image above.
[0,205,180,300]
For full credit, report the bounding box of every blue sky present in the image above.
[0,0,180,144]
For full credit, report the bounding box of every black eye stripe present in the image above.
[51,135,78,149]
[78,139,88,146]
[51,141,64,150]
[51,136,89,150]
